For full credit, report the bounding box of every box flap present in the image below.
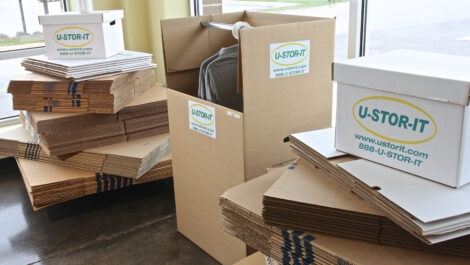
[334,50,470,105]
[39,10,124,25]
[290,128,345,159]
[240,17,335,179]
[161,11,331,75]
[161,12,243,74]
[338,159,470,224]
[264,158,382,216]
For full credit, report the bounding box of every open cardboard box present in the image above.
[161,11,335,264]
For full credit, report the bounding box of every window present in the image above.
[365,0,470,56]
[201,0,350,61]
[0,0,65,53]
[0,0,67,121]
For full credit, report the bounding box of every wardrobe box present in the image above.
[334,50,470,187]
[161,11,335,264]
[39,10,124,59]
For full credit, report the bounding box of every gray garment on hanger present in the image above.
[198,44,243,112]
[198,51,219,101]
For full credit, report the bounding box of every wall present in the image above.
[68,0,190,84]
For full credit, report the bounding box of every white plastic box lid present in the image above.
[39,10,124,25]
[334,50,470,106]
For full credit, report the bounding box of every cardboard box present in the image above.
[162,11,335,264]
[39,11,124,59]
[334,50,470,187]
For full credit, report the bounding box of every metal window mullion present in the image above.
[347,0,368,58]
[359,0,368,57]
[190,0,203,16]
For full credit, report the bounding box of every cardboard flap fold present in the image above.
[264,158,381,216]
[338,159,470,223]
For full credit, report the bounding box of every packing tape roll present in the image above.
[232,21,251,40]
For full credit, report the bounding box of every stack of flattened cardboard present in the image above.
[7,48,173,210]
[220,167,470,265]
[20,84,169,155]
[21,51,156,81]
[263,158,470,258]
[7,69,155,113]
[290,128,470,245]
[17,155,172,210]
[0,125,170,179]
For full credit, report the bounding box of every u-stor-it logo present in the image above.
[190,103,215,126]
[353,96,437,144]
[54,27,94,47]
[271,42,309,66]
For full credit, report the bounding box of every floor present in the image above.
[0,158,220,265]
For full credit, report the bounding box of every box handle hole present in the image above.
[371,186,381,191]
[110,20,116,26]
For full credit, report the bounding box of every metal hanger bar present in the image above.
[200,20,234,31]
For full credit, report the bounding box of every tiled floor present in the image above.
[0,158,219,265]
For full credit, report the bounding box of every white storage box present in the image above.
[39,10,124,59]
[334,50,470,187]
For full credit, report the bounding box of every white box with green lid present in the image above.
[334,50,470,187]
[39,10,124,59]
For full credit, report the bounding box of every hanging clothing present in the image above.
[198,44,243,112]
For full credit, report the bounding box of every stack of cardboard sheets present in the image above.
[290,128,470,245]
[17,155,172,210]
[21,51,156,81]
[20,84,169,156]
[7,69,156,113]
[0,125,170,179]
[220,168,470,265]
[6,50,173,210]
[263,158,470,258]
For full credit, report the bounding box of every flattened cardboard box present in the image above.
[220,163,470,265]
[7,69,156,114]
[334,50,470,187]
[21,83,168,156]
[290,128,470,244]
[162,11,335,264]
[16,155,172,210]
[0,125,170,179]
[263,158,470,258]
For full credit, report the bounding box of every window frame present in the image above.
[0,0,68,125]
[348,0,368,58]
[189,0,203,16]
[0,0,69,59]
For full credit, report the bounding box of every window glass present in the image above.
[219,0,350,60]
[366,0,470,56]
[0,0,64,53]
[0,58,27,120]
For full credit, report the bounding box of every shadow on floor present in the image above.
[0,158,219,265]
